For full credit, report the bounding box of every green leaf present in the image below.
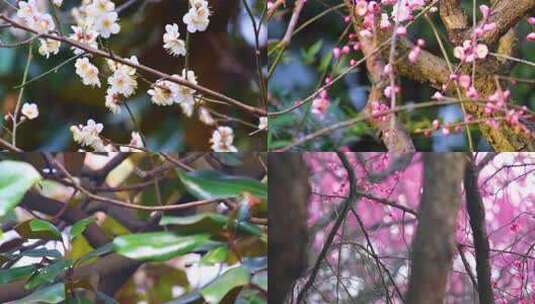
[12,283,65,304]
[20,248,62,258]
[318,52,333,73]
[160,213,263,237]
[25,259,72,290]
[177,170,266,200]
[0,161,42,217]
[112,232,210,262]
[75,243,113,266]
[200,245,229,265]
[200,266,251,304]
[15,219,63,241]
[69,217,96,241]
[301,40,323,64]
[0,265,37,284]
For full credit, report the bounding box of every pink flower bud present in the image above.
[480,5,490,19]
[458,74,471,89]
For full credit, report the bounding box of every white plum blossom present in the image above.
[38,39,61,58]
[16,0,56,33]
[70,119,105,150]
[94,11,120,38]
[108,66,137,97]
[105,89,121,114]
[391,0,426,22]
[16,0,38,20]
[75,57,101,87]
[86,0,115,18]
[198,106,215,125]
[21,103,39,120]
[106,56,138,97]
[258,117,267,130]
[163,23,186,56]
[148,79,178,106]
[53,0,63,7]
[120,131,144,152]
[183,0,210,33]
[210,126,238,152]
[29,12,56,33]
[175,69,198,117]
[69,25,99,55]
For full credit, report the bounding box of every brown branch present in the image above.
[0,137,23,152]
[51,158,225,212]
[296,152,359,302]
[406,153,466,303]
[0,253,140,302]
[268,152,310,303]
[462,0,535,46]
[0,15,266,117]
[280,0,305,47]
[439,0,468,44]
[20,192,111,247]
[464,155,495,304]
[345,1,415,153]
[384,17,535,151]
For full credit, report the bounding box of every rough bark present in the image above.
[406,153,466,303]
[371,1,535,151]
[268,153,310,303]
[345,1,416,153]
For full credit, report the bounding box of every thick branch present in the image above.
[439,0,468,44]
[346,1,416,152]
[268,152,310,303]
[464,156,495,304]
[462,0,535,46]
[406,153,466,303]
[21,192,110,247]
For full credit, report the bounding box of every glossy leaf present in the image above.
[0,161,41,218]
[177,170,266,200]
[200,245,229,265]
[25,259,73,290]
[21,248,62,258]
[160,213,263,237]
[0,265,36,284]
[75,243,113,266]
[69,217,96,241]
[15,219,62,241]
[12,283,65,304]
[112,232,210,262]
[200,266,251,304]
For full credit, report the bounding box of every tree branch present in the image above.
[406,153,466,303]
[345,1,416,153]
[462,0,535,46]
[296,152,359,302]
[464,155,495,304]
[0,15,266,117]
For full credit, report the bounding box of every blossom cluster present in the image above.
[304,153,535,303]
[11,0,263,151]
[70,119,144,152]
[16,0,61,57]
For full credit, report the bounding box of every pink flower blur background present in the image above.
[303,153,534,303]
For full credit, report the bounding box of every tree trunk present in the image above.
[406,153,466,303]
[268,153,310,303]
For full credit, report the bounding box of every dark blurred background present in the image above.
[268,1,535,151]
[0,0,266,151]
